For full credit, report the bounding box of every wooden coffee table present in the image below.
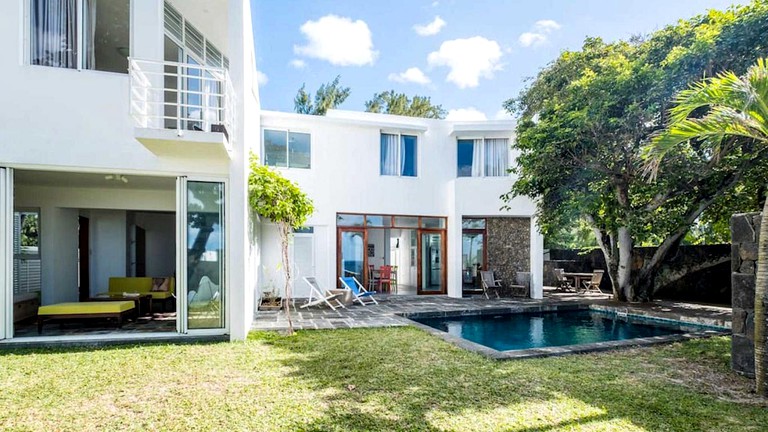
[88,294,152,317]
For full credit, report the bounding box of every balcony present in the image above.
[129,58,235,158]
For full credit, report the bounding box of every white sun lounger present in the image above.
[300,277,345,310]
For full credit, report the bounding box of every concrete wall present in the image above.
[730,212,763,376]
[133,212,176,277]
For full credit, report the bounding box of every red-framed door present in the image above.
[417,229,446,295]
[336,227,367,288]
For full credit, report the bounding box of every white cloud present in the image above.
[518,19,561,48]
[494,109,513,120]
[256,70,268,86]
[414,16,446,36]
[289,59,306,69]
[388,67,431,85]
[518,32,547,47]
[427,36,503,88]
[294,15,378,66]
[446,107,488,121]
[534,19,561,33]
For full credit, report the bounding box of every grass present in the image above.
[0,328,765,431]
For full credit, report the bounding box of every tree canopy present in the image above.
[294,75,351,116]
[364,90,447,119]
[504,1,768,301]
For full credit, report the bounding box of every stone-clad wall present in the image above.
[486,217,530,286]
[730,212,763,376]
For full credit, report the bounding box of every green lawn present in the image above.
[0,329,765,431]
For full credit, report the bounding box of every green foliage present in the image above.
[19,213,39,247]
[294,75,351,116]
[247,155,314,228]
[364,90,447,119]
[506,1,768,249]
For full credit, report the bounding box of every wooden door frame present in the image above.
[417,229,447,295]
[336,227,367,288]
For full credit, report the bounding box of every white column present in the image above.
[0,168,13,339]
[529,217,544,299]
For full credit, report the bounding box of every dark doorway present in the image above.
[78,216,90,301]
[134,226,146,277]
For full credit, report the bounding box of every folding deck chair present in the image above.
[339,276,378,306]
[301,277,345,310]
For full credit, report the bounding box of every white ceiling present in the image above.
[15,170,175,191]
[168,0,229,55]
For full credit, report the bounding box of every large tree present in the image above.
[365,90,446,119]
[645,58,768,394]
[504,2,768,302]
[294,75,351,116]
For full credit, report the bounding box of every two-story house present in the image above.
[258,110,543,301]
[0,0,260,342]
[0,0,542,345]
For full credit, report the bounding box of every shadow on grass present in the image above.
[253,328,766,431]
[0,337,228,357]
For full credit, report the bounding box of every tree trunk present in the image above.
[755,200,768,395]
[617,227,634,301]
[279,222,294,335]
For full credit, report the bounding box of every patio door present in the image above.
[418,230,446,295]
[0,168,13,339]
[337,228,366,287]
[177,177,227,333]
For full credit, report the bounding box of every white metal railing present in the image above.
[129,58,235,142]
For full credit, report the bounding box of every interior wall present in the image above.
[40,208,79,305]
[133,212,175,277]
[88,210,128,296]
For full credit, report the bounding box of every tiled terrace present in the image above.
[252,289,732,332]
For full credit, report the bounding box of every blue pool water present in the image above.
[413,310,689,352]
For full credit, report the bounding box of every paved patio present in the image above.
[252,288,732,331]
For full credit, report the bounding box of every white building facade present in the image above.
[0,0,260,342]
[258,110,543,302]
[0,1,541,345]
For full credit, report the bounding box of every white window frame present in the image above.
[164,2,229,69]
[25,0,132,73]
[456,136,510,178]
[380,131,419,178]
[261,128,312,170]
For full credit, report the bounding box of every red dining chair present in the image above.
[377,265,393,293]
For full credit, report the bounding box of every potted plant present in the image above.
[259,286,283,311]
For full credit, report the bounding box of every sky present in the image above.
[252,0,748,120]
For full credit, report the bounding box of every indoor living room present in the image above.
[10,170,178,337]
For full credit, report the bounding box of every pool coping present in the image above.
[398,304,730,360]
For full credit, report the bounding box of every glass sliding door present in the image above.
[338,229,365,285]
[419,231,445,294]
[0,168,13,339]
[186,181,225,330]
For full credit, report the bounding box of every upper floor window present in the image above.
[263,129,311,169]
[457,138,509,177]
[29,0,131,73]
[381,133,417,177]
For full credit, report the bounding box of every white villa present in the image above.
[0,0,541,344]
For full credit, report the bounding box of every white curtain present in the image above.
[381,133,399,175]
[484,138,509,176]
[471,139,483,177]
[30,0,78,68]
[83,0,96,70]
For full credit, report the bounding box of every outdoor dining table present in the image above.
[562,272,595,291]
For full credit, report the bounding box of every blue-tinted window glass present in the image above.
[288,132,311,169]
[380,133,397,175]
[457,139,474,177]
[264,129,287,167]
[401,135,417,177]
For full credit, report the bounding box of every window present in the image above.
[30,0,131,73]
[457,138,509,177]
[164,2,229,69]
[263,129,311,169]
[13,209,41,295]
[380,133,417,177]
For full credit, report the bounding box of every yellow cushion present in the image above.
[147,291,173,300]
[38,301,135,315]
[109,277,175,295]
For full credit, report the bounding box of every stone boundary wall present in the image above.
[730,212,762,376]
[544,245,731,303]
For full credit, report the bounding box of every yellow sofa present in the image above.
[37,301,135,334]
[107,277,175,300]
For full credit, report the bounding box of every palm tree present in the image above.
[644,58,768,395]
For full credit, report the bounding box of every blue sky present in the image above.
[252,0,747,120]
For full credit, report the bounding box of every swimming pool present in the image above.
[407,308,726,359]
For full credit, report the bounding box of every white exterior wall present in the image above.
[0,0,261,340]
[259,110,543,299]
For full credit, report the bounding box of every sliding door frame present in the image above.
[0,168,13,339]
